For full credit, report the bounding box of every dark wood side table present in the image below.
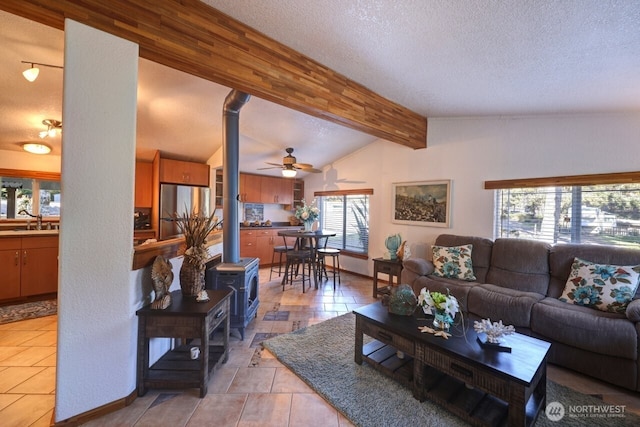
[372,257,403,298]
[136,289,231,397]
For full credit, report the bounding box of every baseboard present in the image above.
[52,389,137,426]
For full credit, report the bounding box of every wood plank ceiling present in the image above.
[1,0,427,150]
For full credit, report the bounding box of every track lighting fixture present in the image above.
[21,61,63,82]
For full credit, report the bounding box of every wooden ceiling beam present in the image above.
[1,0,427,149]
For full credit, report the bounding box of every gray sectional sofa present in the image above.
[401,234,640,391]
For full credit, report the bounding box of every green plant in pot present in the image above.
[175,208,221,297]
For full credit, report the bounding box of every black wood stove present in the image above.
[205,257,259,340]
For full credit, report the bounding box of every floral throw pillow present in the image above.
[559,257,640,314]
[431,244,476,281]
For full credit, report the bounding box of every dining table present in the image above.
[277,229,337,289]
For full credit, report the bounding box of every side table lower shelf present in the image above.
[144,344,227,388]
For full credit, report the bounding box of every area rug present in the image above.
[264,312,640,427]
[0,299,57,325]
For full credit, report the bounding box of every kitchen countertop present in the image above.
[0,229,60,237]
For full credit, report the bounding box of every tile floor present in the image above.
[1,268,639,426]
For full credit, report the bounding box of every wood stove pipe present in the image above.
[222,89,251,264]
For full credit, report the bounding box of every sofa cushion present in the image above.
[485,238,551,295]
[549,243,640,299]
[532,297,637,360]
[467,284,544,328]
[559,257,640,314]
[434,234,493,283]
[409,275,476,313]
[431,244,476,281]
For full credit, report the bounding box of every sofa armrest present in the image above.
[403,258,434,277]
[626,299,640,322]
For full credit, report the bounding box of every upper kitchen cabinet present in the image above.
[239,173,294,205]
[261,176,293,205]
[159,158,210,187]
[135,161,153,208]
[240,173,262,203]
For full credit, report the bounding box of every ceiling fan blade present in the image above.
[265,162,283,167]
[257,166,282,170]
[298,166,322,173]
[293,162,313,169]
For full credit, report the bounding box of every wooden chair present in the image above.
[282,236,314,292]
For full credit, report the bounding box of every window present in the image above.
[0,170,61,219]
[315,189,372,256]
[488,173,640,248]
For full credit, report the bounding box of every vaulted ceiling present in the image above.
[1,1,639,176]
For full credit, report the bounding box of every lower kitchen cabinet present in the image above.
[239,228,296,266]
[0,235,59,301]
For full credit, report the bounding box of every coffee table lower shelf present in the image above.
[361,341,544,427]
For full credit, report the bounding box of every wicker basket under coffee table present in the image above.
[354,302,551,426]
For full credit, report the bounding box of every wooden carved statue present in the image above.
[151,256,173,309]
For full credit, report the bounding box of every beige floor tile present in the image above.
[289,393,340,427]
[271,368,313,393]
[21,330,57,347]
[227,367,276,394]
[0,346,56,367]
[0,393,22,411]
[237,393,292,427]
[10,366,55,394]
[0,330,48,346]
[207,365,238,394]
[133,392,202,427]
[81,393,157,427]
[224,347,257,368]
[0,394,55,427]
[187,393,247,427]
[0,346,28,363]
[0,366,46,393]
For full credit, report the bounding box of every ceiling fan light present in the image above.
[282,168,297,178]
[22,142,51,155]
[22,66,39,82]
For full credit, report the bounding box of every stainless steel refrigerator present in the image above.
[159,184,211,240]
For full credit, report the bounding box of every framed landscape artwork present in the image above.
[392,180,451,227]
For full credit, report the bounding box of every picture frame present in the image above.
[391,180,451,227]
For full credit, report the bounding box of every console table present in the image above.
[372,257,403,298]
[136,289,231,397]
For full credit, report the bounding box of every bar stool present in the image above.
[269,244,289,281]
[283,248,314,292]
[317,237,341,289]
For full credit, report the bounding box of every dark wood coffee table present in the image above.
[353,302,551,426]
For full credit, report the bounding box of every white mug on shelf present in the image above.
[190,346,200,360]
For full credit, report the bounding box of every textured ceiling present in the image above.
[205,0,640,117]
[1,1,639,174]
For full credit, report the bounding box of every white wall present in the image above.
[56,20,138,421]
[304,113,640,275]
[0,151,60,172]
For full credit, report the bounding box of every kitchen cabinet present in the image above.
[159,158,210,186]
[239,173,262,203]
[215,169,223,208]
[261,176,293,204]
[239,173,294,205]
[0,238,21,300]
[0,235,59,301]
[293,179,304,209]
[135,161,153,208]
[240,229,296,266]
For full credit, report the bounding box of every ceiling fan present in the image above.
[258,147,321,177]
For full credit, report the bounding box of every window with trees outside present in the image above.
[487,172,640,248]
[1,170,61,219]
[315,189,372,256]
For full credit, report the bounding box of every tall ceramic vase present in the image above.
[303,220,314,231]
[179,260,205,297]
